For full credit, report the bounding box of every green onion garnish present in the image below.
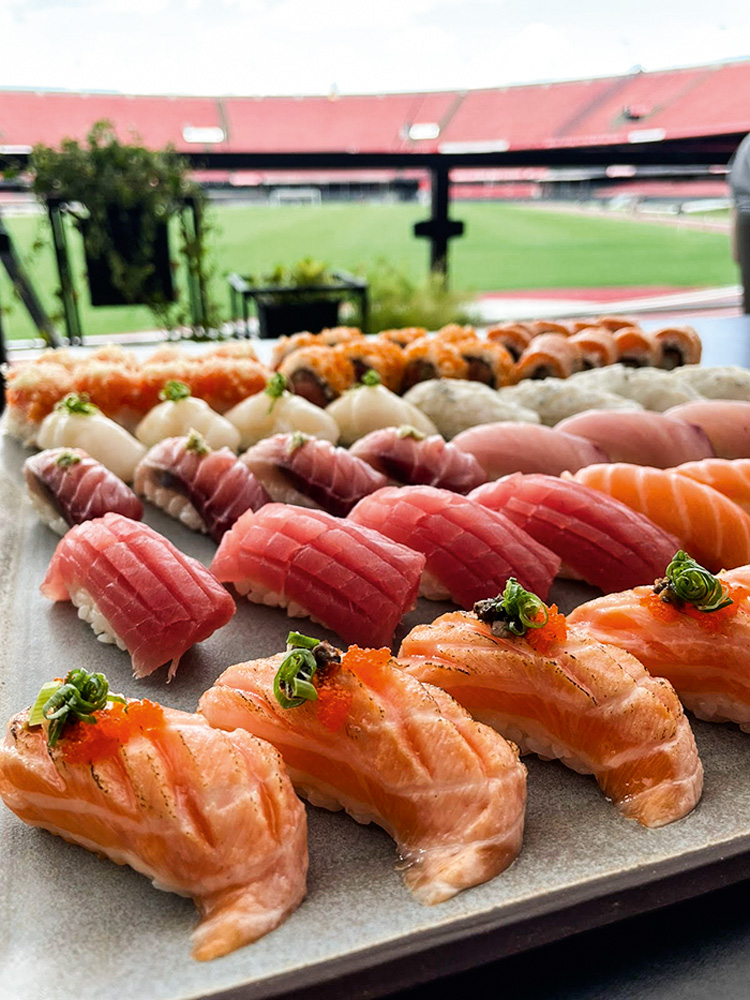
[27,668,126,748]
[360,369,381,387]
[159,380,192,402]
[397,425,425,440]
[55,450,82,468]
[265,373,288,400]
[55,393,98,415]
[474,578,548,636]
[273,633,321,709]
[656,550,733,613]
[286,431,309,454]
[185,429,210,455]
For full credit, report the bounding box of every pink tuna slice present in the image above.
[470,473,681,593]
[665,400,750,459]
[554,410,714,467]
[241,433,387,516]
[348,485,560,606]
[40,512,236,679]
[451,421,607,479]
[211,504,425,648]
[349,427,486,494]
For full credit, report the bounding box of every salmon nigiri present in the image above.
[398,581,703,828]
[568,463,750,573]
[0,670,308,961]
[673,458,750,515]
[199,634,527,904]
[569,552,750,730]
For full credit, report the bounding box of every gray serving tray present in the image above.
[2,431,750,1000]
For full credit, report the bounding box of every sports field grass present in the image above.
[0,202,738,340]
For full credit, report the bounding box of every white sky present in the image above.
[0,0,749,96]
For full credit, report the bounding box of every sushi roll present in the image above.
[554,410,714,467]
[223,373,340,450]
[398,585,703,828]
[400,338,469,392]
[277,345,355,409]
[210,504,425,648]
[332,338,405,393]
[271,327,364,369]
[402,379,540,439]
[665,400,750,459]
[376,327,428,349]
[568,554,750,730]
[2,360,78,445]
[495,379,641,427]
[36,393,146,483]
[24,448,143,535]
[568,463,750,573]
[432,323,478,344]
[452,421,607,479]
[135,381,241,451]
[513,334,583,381]
[527,320,574,336]
[179,357,271,415]
[134,432,270,542]
[200,636,527,904]
[652,325,702,369]
[349,426,486,493]
[348,485,560,604]
[595,315,640,332]
[568,327,619,369]
[453,339,515,388]
[614,327,662,368]
[241,432,387,516]
[41,513,236,679]
[485,323,535,362]
[325,370,437,446]
[470,473,681,593]
[0,671,307,961]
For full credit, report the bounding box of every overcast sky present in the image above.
[1,0,749,96]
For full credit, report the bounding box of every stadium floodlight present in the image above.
[0,145,32,154]
[182,126,225,144]
[627,128,666,144]
[439,139,510,154]
[408,123,440,141]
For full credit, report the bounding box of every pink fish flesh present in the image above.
[451,422,608,479]
[554,410,714,467]
[349,427,486,493]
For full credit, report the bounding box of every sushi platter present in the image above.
[5,422,750,1000]
[5,314,750,1000]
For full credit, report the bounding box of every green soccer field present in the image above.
[0,202,737,341]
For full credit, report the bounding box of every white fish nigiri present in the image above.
[135,381,241,451]
[36,394,146,482]
[326,370,436,446]
[224,373,340,449]
[402,379,540,439]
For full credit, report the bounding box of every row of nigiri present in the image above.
[13,547,750,961]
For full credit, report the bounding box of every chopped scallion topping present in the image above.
[55,393,98,415]
[55,450,82,468]
[286,431,309,454]
[474,578,549,636]
[396,425,425,440]
[273,631,341,709]
[360,369,381,387]
[159,380,192,402]
[655,550,733,613]
[185,429,210,455]
[265,373,288,399]
[27,668,126,748]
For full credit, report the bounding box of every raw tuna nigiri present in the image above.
[349,427,486,493]
[470,473,681,592]
[399,598,703,827]
[211,504,424,647]
[41,513,236,678]
[568,463,750,572]
[24,448,143,534]
[134,432,270,541]
[665,400,750,459]
[241,432,387,517]
[349,486,560,604]
[199,640,526,904]
[674,458,750,515]
[0,682,307,961]
[452,421,607,479]
[554,410,714,467]
[569,559,750,729]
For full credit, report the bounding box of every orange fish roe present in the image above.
[525,604,568,654]
[60,699,165,765]
[376,327,427,348]
[342,645,392,692]
[640,584,748,632]
[333,339,406,393]
[314,669,353,732]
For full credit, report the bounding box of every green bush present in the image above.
[362,259,479,333]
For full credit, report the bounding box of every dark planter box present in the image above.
[256,298,340,339]
[84,208,176,308]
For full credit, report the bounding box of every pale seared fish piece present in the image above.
[402,379,540,439]
[496,378,642,426]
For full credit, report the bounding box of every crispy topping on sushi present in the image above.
[400,338,469,392]
[277,345,355,409]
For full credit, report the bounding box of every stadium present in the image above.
[0,58,748,340]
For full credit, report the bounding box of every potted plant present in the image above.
[30,119,212,332]
[242,257,364,339]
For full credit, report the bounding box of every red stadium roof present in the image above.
[1,60,749,156]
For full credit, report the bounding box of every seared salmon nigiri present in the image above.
[398,581,703,828]
[199,633,527,904]
[0,669,308,961]
[568,552,750,730]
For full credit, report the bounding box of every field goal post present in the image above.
[269,187,322,206]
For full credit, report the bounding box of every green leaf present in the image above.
[661,550,733,612]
